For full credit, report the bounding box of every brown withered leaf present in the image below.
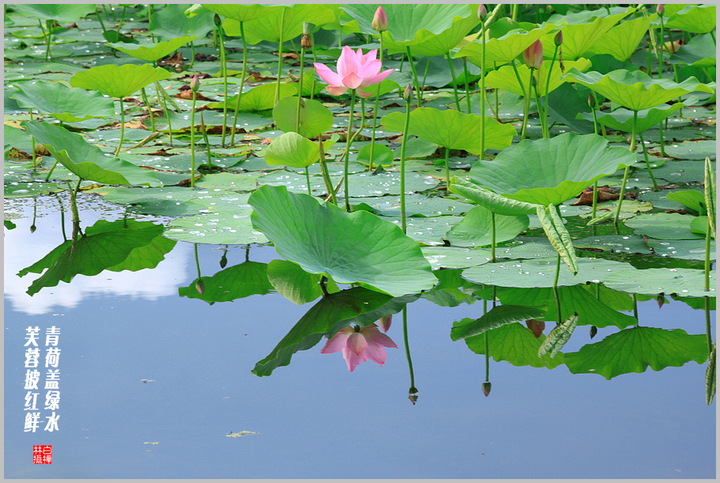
[6,147,32,160]
[175,90,216,101]
[571,185,636,205]
[158,51,183,69]
[664,209,690,215]
[177,174,203,187]
[526,319,545,338]
[148,149,174,156]
[657,184,680,190]
[194,53,217,62]
[247,72,276,82]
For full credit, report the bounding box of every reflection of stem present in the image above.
[399,96,411,233]
[245,245,250,262]
[615,110,637,224]
[320,276,329,297]
[705,217,711,292]
[231,21,248,146]
[633,294,639,324]
[705,297,713,354]
[484,298,489,381]
[402,307,418,403]
[553,252,562,323]
[446,52,462,111]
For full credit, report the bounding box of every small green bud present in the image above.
[482,382,492,397]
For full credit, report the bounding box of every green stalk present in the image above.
[29,109,37,170]
[422,56,431,91]
[200,113,212,166]
[533,79,548,138]
[399,95,411,233]
[614,110,638,224]
[479,21,486,158]
[657,13,667,156]
[491,211,496,262]
[155,81,173,147]
[463,57,471,114]
[446,52,462,111]
[140,87,156,133]
[553,252,562,323]
[494,62,499,121]
[275,8,286,105]
[405,46,421,108]
[318,137,336,206]
[368,31,384,171]
[444,147,451,192]
[638,131,659,190]
[705,216,711,292]
[230,21,248,146]
[342,89,357,211]
[295,47,306,133]
[190,90,197,188]
[543,44,559,137]
[217,22,228,147]
[38,20,51,61]
[510,61,530,139]
[114,98,125,156]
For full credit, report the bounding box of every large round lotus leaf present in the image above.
[358,194,471,217]
[603,268,715,297]
[564,327,708,379]
[464,322,565,369]
[668,33,716,69]
[456,23,558,71]
[580,103,685,134]
[273,97,334,138]
[381,108,516,154]
[379,215,464,246]
[623,212,704,240]
[663,4,716,34]
[202,4,280,23]
[341,4,471,43]
[10,4,97,23]
[208,83,297,112]
[663,140,716,160]
[264,132,323,169]
[248,185,437,297]
[470,133,634,206]
[166,208,269,245]
[421,246,493,270]
[461,257,633,288]
[23,122,160,187]
[385,11,481,57]
[108,35,198,62]
[149,4,216,40]
[563,68,715,111]
[11,82,115,123]
[585,16,651,62]
[484,58,592,97]
[225,5,335,44]
[646,238,716,260]
[446,205,529,248]
[70,64,172,99]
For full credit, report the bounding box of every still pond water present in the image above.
[4,194,715,479]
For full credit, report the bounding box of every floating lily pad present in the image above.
[662,140,716,160]
[421,246,493,269]
[11,81,116,123]
[446,205,529,248]
[646,238,715,260]
[602,268,715,297]
[624,212,704,240]
[179,261,274,303]
[378,215,463,246]
[357,194,471,217]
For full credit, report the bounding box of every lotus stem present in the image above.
[480,21,486,158]
[29,109,37,170]
[190,90,197,187]
[463,57,471,114]
[638,131,659,190]
[444,147,451,192]
[494,62,499,121]
[614,110,638,224]
[318,137,336,205]
[399,94,411,233]
[231,21,248,146]
[155,81,173,147]
[275,8,286,105]
[140,87,156,133]
[216,22,228,148]
[657,12,667,156]
[491,211,496,262]
[296,48,306,134]
[544,44,559,137]
[705,216,711,292]
[114,97,125,156]
[368,31,384,171]
[402,307,418,404]
[200,113,212,166]
[342,89,357,211]
[445,52,462,111]
[38,19,51,61]
[405,46,421,108]
[553,252,562,323]
[510,61,530,139]
[533,80,548,138]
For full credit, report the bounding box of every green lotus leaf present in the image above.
[584,16,651,62]
[663,4,716,34]
[149,4,216,40]
[484,58,592,97]
[273,97,334,138]
[451,305,546,341]
[108,35,198,62]
[11,81,115,123]
[266,259,340,305]
[383,8,482,56]
[179,261,274,303]
[540,8,631,61]
[470,133,633,206]
[579,103,685,134]
[341,4,472,44]
[456,23,558,71]
[563,68,715,111]
[382,108,516,154]
[668,33,716,69]
[446,205,529,248]
[19,220,171,296]
[464,322,565,369]
[564,327,708,379]
[536,204,579,275]
[248,185,437,297]
[252,287,393,376]
[602,268,715,298]
[421,246,493,270]
[538,312,579,358]
[666,190,706,215]
[23,122,160,187]
[624,212,704,240]
[449,177,541,216]
[356,144,394,167]
[225,5,335,44]
[208,83,297,112]
[10,3,97,23]
[264,132,325,169]
[70,63,171,99]
[202,4,280,23]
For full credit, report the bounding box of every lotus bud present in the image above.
[213,13,222,27]
[590,325,598,339]
[482,381,492,397]
[378,315,392,333]
[190,74,200,92]
[587,94,596,109]
[657,4,665,16]
[522,39,543,70]
[195,278,205,295]
[30,224,37,233]
[531,74,538,87]
[219,252,228,269]
[477,4,487,20]
[408,386,418,405]
[402,83,413,102]
[372,6,388,32]
[554,30,563,47]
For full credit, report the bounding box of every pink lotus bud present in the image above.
[372,6,388,32]
[478,4,487,20]
[403,83,413,102]
[190,74,200,92]
[554,30,563,47]
[195,278,205,295]
[588,94,596,108]
[657,4,665,16]
[522,40,543,70]
[378,315,392,333]
[526,319,545,338]
[482,382,492,397]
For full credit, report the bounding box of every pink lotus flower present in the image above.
[321,323,397,372]
[523,39,543,70]
[314,46,393,98]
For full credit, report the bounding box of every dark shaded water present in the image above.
[4,195,715,479]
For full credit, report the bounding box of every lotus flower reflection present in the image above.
[321,323,397,372]
[313,46,393,98]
